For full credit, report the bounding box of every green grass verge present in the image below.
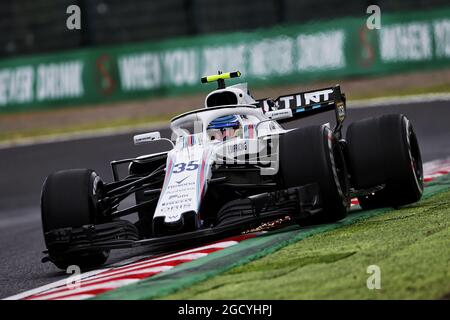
[163,189,450,299]
[0,113,178,143]
[347,83,450,100]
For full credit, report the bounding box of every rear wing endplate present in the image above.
[254,85,346,136]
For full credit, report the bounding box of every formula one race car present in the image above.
[41,71,424,269]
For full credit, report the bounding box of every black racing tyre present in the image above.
[279,125,350,223]
[346,114,423,209]
[41,169,109,270]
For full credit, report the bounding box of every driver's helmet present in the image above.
[207,115,241,141]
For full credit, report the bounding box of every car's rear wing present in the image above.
[254,85,346,136]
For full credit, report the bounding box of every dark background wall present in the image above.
[1,0,449,58]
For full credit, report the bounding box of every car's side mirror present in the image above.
[133,131,161,145]
[133,131,175,148]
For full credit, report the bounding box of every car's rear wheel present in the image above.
[279,125,350,224]
[41,169,110,270]
[346,114,423,209]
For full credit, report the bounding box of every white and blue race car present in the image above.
[41,71,423,269]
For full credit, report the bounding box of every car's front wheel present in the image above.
[41,169,110,270]
[279,125,350,224]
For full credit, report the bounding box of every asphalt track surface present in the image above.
[1,100,450,298]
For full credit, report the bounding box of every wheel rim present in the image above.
[406,120,423,191]
[333,142,349,197]
[328,132,349,208]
